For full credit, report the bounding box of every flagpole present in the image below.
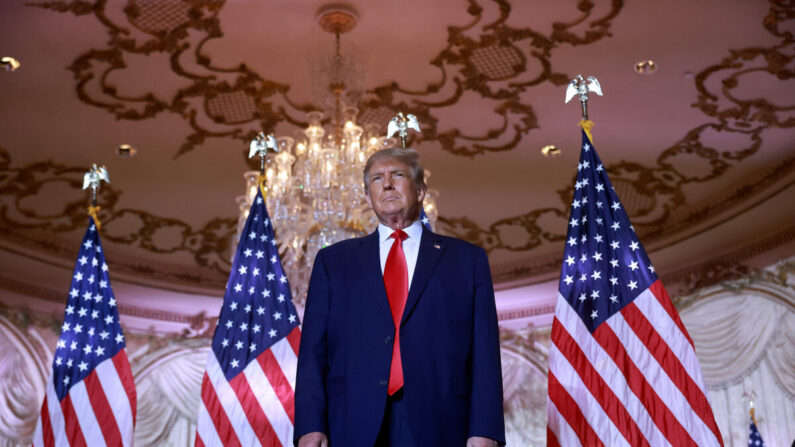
[82,164,109,230]
[248,132,278,200]
[565,74,603,143]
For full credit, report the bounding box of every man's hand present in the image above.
[467,436,498,447]
[297,431,328,447]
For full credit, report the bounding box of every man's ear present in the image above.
[417,187,426,204]
[365,192,373,209]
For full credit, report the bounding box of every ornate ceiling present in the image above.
[0,0,793,295]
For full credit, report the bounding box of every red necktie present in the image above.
[384,229,408,395]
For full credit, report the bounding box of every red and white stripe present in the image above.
[32,350,137,447]
[547,280,724,446]
[196,327,301,447]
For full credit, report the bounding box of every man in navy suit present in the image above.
[295,148,504,447]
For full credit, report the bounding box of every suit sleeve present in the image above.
[294,249,330,443]
[468,247,506,444]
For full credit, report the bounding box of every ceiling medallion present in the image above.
[116,144,138,158]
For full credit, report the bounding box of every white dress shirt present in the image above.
[377,220,423,288]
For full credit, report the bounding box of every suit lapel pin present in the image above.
[434,244,441,249]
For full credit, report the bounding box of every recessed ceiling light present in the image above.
[116,144,137,158]
[634,60,657,75]
[541,144,560,157]
[1,57,21,72]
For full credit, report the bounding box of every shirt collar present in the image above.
[377,220,423,244]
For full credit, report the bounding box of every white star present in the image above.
[289,314,297,323]
[581,177,589,186]
[596,217,603,225]
[256,250,264,259]
[102,263,108,272]
[580,253,587,263]
[565,256,575,266]
[260,234,268,242]
[575,180,583,190]
[244,248,253,257]
[83,240,93,249]
[225,320,233,329]
[261,289,271,298]
[596,183,605,192]
[234,283,243,293]
[108,298,116,307]
[648,265,655,273]
[63,376,70,385]
[249,343,257,352]
[567,237,577,247]
[253,267,260,277]
[628,261,639,271]
[244,304,252,313]
[66,305,75,315]
[579,274,587,282]
[611,222,620,231]
[578,293,587,302]
[235,341,244,350]
[267,273,275,281]
[238,265,247,275]
[569,218,579,227]
[610,259,619,268]
[591,309,598,319]
[273,312,282,320]
[55,356,63,365]
[99,280,107,288]
[79,256,87,265]
[70,288,79,298]
[609,276,618,286]
[593,252,603,261]
[581,235,587,243]
[572,199,581,209]
[104,315,114,325]
[78,307,87,317]
[88,327,95,336]
[269,329,277,338]
[581,196,588,205]
[91,258,98,267]
[78,361,88,371]
[421,216,429,225]
[248,286,255,294]
[99,330,109,340]
[594,235,603,243]
[596,164,604,172]
[230,359,240,368]
[230,301,239,311]
[87,274,95,284]
[280,275,287,284]
[83,345,92,355]
[596,201,603,209]
[74,272,83,282]
[249,231,256,240]
[583,143,591,152]
[271,239,277,246]
[591,290,600,300]
[629,241,639,251]
[62,322,71,332]
[628,280,638,290]
[277,294,285,303]
[610,240,620,250]
[74,324,83,334]
[89,225,96,232]
[66,358,73,367]
[609,294,618,303]
[93,293,102,303]
[95,346,105,356]
[240,322,248,331]
[611,202,621,211]
[256,306,265,315]
[221,339,229,347]
[271,255,278,264]
[253,324,261,333]
[580,215,587,224]
[591,271,602,280]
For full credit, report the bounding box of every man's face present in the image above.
[365,158,425,226]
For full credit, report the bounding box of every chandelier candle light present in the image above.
[236,6,439,306]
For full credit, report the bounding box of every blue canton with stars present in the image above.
[53,219,125,400]
[558,131,658,332]
[748,417,766,446]
[212,190,300,381]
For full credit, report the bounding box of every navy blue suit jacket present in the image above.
[294,228,505,446]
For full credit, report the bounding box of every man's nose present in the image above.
[382,174,394,189]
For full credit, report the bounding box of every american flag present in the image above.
[195,190,301,447]
[748,413,766,447]
[420,208,432,231]
[546,130,724,446]
[32,219,137,446]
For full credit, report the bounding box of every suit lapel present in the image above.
[401,229,445,326]
[355,231,394,326]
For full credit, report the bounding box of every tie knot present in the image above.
[390,229,408,242]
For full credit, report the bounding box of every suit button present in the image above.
[379,380,388,386]
[384,336,392,344]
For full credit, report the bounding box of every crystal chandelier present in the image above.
[236,6,439,306]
